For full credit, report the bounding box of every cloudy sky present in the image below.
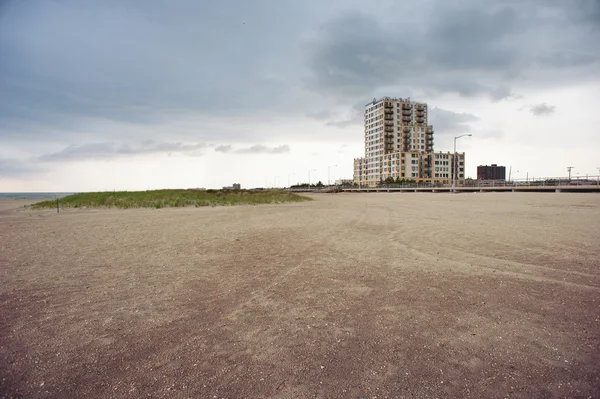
[1,0,599,191]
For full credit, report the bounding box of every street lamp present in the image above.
[308,169,316,188]
[328,164,338,186]
[567,166,574,181]
[453,134,472,190]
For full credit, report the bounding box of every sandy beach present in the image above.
[1,193,599,398]
[0,198,47,213]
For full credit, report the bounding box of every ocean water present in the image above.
[0,192,75,199]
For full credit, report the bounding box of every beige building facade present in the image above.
[353,97,465,187]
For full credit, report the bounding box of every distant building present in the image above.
[335,179,354,186]
[477,164,506,180]
[353,97,466,187]
[223,183,242,190]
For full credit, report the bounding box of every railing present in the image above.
[465,176,600,187]
[326,176,600,190]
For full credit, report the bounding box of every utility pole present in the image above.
[308,169,316,188]
[328,164,337,186]
[567,166,574,181]
[452,134,472,190]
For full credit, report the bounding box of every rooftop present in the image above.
[365,96,419,106]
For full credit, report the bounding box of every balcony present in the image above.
[384,109,393,114]
[402,111,411,116]
[402,117,411,122]
[384,114,393,120]
[402,104,411,110]
[416,105,425,111]
[384,121,394,126]
[416,118,425,124]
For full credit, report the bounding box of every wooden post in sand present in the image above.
[56,198,59,214]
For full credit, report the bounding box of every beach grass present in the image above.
[32,189,310,209]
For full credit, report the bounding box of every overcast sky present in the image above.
[1,0,599,191]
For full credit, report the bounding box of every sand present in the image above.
[0,193,599,398]
[0,198,46,213]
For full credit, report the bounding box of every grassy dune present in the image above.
[32,189,310,209]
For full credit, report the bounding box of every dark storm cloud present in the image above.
[234,145,290,154]
[0,0,597,149]
[0,0,311,140]
[428,108,480,134]
[306,0,600,102]
[530,103,556,117]
[38,141,207,161]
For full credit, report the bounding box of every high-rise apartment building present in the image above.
[353,97,466,186]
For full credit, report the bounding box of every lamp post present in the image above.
[328,164,337,186]
[453,134,472,190]
[308,169,316,188]
[567,166,574,182]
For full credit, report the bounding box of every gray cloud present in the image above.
[428,108,480,134]
[0,0,311,141]
[0,0,597,157]
[326,118,360,128]
[0,157,37,177]
[234,145,290,154]
[38,141,207,161]
[530,103,556,116]
[306,110,332,121]
[215,145,232,153]
[306,1,600,104]
[490,85,522,102]
[324,101,364,128]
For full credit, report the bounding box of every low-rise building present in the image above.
[477,164,506,180]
